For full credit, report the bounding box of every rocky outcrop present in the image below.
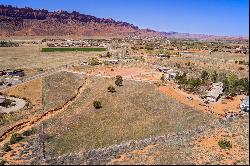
[0,5,139,37]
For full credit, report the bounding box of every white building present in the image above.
[240,96,249,112]
[205,82,224,102]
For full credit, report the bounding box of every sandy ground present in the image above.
[3,78,43,110]
[92,66,152,77]
[192,125,249,165]
[210,95,244,115]
[2,142,33,165]
[88,65,161,82]
[158,84,244,117]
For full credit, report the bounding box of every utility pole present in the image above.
[39,123,46,160]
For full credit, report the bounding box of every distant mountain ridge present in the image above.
[0,4,248,40]
[0,5,140,37]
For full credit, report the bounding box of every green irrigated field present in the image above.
[41,47,107,52]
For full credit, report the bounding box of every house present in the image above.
[205,82,224,102]
[158,67,171,73]
[106,59,119,64]
[162,71,177,81]
[3,69,24,77]
[240,96,249,112]
[12,69,25,77]
[157,54,170,58]
[79,60,88,65]
[0,95,5,104]
[0,71,6,76]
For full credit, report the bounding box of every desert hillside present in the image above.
[0,5,142,37]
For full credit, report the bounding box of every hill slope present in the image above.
[0,5,141,37]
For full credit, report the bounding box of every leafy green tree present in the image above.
[223,73,239,96]
[237,78,249,95]
[201,70,209,82]
[188,77,202,91]
[211,70,218,83]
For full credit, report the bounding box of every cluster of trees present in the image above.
[0,41,19,47]
[89,57,100,66]
[175,72,203,92]
[223,74,249,96]
[175,70,249,96]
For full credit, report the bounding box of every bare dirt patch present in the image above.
[158,84,243,117]
[3,78,43,110]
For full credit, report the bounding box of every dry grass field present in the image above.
[0,72,85,137]
[148,51,249,78]
[106,115,249,165]
[0,45,102,71]
[0,36,248,165]
[38,76,215,155]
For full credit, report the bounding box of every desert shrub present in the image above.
[106,51,111,58]
[175,63,181,68]
[107,85,116,92]
[115,75,123,86]
[2,143,12,152]
[238,60,244,65]
[10,133,23,144]
[22,129,34,137]
[93,101,102,109]
[160,74,165,81]
[186,62,191,66]
[218,139,232,149]
[0,117,5,126]
[238,67,245,70]
[0,160,4,165]
[37,68,44,72]
[0,99,14,108]
[89,58,100,66]
[201,70,209,81]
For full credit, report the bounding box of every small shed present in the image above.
[106,59,119,64]
[158,67,171,73]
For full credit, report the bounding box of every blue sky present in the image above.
[0,0,249,36]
